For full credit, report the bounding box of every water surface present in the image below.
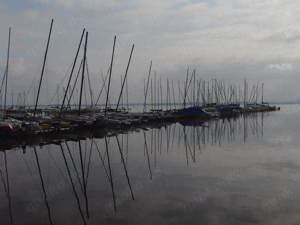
[1,104,300,225]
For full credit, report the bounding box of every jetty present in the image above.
[0,19,280,146]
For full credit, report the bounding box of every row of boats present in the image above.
[0,103,279,138]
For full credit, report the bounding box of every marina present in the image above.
[0,4,293,224]
[0,20,279,144]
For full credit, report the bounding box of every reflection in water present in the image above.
[0,112,269,224]
[105,136,117,212]
[60,143,87,225]
[115,136,135,201]
[1,151,13,225]
[34,146,54,225]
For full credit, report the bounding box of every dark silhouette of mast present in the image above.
[116,44,134,111]
[78,32,88,115]
[143,61,152,112]
[4,27,11,115]
[105,36,116,116]
[66,59,83,110]
[262,82,264,104]
[183,67,189,108]
[60,28,85,115]
[34,19,53,116]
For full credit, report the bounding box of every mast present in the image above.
[85,60,94,107]
[105,36,116,116]
[4,27,11,116]
[262,82,264,104]
[172,80,176,109]
[193,70,196,106]
[60,28,85,115]
[78,32,88,115]
[244,79,246,107]
[66,59,83,110]
[183,67,189,108]
[160,77,162,110]
[34,19,53,116]
[166,78,170,110]
[116,44,134,111]
[150,79,153,111]
[143,60,152,112]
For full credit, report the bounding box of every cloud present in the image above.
[267,63,294,72]
[261,28,300,43]
[1,0,300,104]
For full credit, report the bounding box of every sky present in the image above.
[0,0,300,105]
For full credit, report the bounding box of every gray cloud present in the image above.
[0,0,300,104]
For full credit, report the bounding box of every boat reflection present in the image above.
[0,112,267,224]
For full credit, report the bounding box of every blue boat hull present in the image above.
[174,107,210,118]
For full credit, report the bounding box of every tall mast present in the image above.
[34,19,53,116]
[172,80,176,109]
[4,27,11,115]
[143,60,152,112]
[244,79,246,107]
[116,44,134,111]
[183,67,189,108]
[60,28,85,115]
[105,36,116,116]
[78,32,88,115]
[66,59,83,110]
[262,82,264,104]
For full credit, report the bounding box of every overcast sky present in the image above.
[0,0,300,105]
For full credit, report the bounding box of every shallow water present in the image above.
[1,104,300,225]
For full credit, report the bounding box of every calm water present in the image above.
[1,104,300,225]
